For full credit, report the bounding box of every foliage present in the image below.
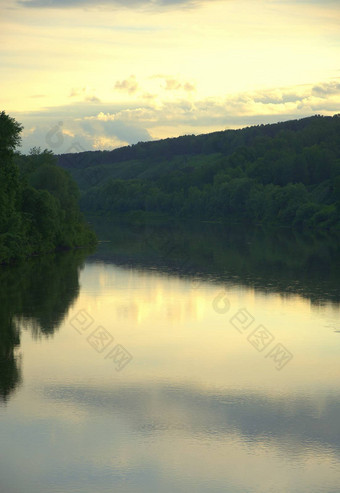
[58,115,340,232]
[0,111,23,160]
[0,113,96,263]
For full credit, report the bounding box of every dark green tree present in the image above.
[0,112,96,263]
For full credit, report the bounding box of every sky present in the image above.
[1,0,339,154]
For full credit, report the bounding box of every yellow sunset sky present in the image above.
[1,0,339,153]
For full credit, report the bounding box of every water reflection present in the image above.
[88,219,340,306]
[1,221,340,493]
[43,383,340,454]
[0,250,89,402]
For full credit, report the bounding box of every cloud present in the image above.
[69,88,86,98]
[114,75,138,95]
[44,383,340,454]
[312,81,340,97]
[16,102,152,154]
[280,0,339,4]
[253,92,304,104]
[165,78,182,91]
[18,0,205,9]
[164,78,195,92]
[15,78,340,154]
[142,92,157,100]
[148,75,196,93]
[80,115,151,143]
[183,82,196,92]
[85,95,102,103]
[69,87,101,102]
[19,119,146,153]
[94,79,339,133]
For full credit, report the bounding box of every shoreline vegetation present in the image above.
[57,114,340,233]
[0,111,96,264]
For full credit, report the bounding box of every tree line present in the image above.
[58,114,340,232]
[0,111,96,264]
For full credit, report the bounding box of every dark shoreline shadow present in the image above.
[87,218,340,307]
[0,249,90,403]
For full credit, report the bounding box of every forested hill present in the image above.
[57,115,340,231]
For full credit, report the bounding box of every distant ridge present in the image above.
[56,114,340,232]
[57,115,334,170]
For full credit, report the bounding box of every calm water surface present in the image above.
[1,222,340,493]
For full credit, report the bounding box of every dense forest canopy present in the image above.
[0,111,96,264]
[57,114,340,232]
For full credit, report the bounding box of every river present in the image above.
[1,220,340,493]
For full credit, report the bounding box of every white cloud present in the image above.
[85,95,102,103]
[114,75,139,95]
[164,77,196,92]
[15,78,339,154]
